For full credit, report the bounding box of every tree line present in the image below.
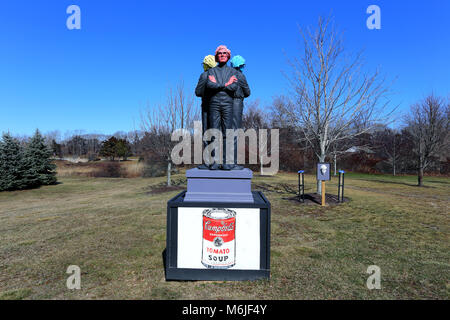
[47,131,138,161]
[1,91,448,192]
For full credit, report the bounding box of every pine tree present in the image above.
[116,138,132,161]
[23,129,57,186]
[99,137,119,161]
[0,133,29,191]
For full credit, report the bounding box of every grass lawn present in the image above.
[0,171,448,299]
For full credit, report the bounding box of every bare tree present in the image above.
[242,100,272,174]
[270,95,312,172]
[140,81,197,186]
[242,100,268,130]
[405,94,449,186]
[285,16,394,194]
[373,127,405,176]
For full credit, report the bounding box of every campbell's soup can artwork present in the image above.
[201,208,236,269]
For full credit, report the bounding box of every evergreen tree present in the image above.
[0,133,30,191]
[23,129,57,186]
[116,138,132,161]
[99,137,119,160]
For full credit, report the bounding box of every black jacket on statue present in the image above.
[232,70,251,129]
[234,70,251,100]
[205,64,238,106]
[195,71,210,137]
[195,71,208,100]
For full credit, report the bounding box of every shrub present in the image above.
[142,162,166,178]
[91,161,124,178]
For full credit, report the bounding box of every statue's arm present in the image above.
[195,73,208,97]
[206,71,224,90]
[224,71,238,93]
[207,81,224,90]
[224,81,238,93]
[239,74,251,98]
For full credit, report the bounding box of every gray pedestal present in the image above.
[184,168,254,203]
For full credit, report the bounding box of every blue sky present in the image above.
[0,0,448,137]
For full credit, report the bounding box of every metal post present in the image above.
[302,172,305,203]
[338,170,345,203]
[298,170,305,203]
[338,171,341,202]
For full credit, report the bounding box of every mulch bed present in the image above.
[284,193,350,205]
[146,178,187,195]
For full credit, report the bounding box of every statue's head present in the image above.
[202,55,216,71]
[215,45,231,63]
[230,55,246,72]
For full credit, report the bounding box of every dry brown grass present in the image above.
[0,171,448,300]
[55,160,144,178]
[121,161,145,178]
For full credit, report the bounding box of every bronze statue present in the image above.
[195,45,251,170]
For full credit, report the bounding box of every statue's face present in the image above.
[217,51,229,63]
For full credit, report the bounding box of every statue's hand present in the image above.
[208,75,217,83]
[225,76,237,87]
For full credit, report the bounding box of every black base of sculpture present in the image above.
[165,191,271,281]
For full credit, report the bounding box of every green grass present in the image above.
[0,172,448,299]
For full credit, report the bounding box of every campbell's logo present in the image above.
[204,220,235,233]
[201,208,236,269]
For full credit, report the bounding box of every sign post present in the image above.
[321,181,326,206]
[317,163,331,206]
[338,170,345,203]
[298,170,305,203]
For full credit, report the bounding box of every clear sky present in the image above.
[0,0,448,137]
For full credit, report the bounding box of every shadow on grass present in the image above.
[427,180,450,185]
[355,178,435,188]
[162,249,167,280]
[0,181,63,193]
[284,193,350,205]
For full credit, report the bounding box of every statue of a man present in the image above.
[230,55,251,170]
[198,45,239,170]
[195,55,217,170]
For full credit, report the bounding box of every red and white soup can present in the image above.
[201,208,236,269]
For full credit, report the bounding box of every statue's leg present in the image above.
[197,103,210,169]
[221,105,234,170]
[207,104,221,170]
[202,103,208,149]
[231,99,244,170]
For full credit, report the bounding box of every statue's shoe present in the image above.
[231,165,244,170]
[197,164,209,170]
[209,163,220,170]
[221,164,233,170]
